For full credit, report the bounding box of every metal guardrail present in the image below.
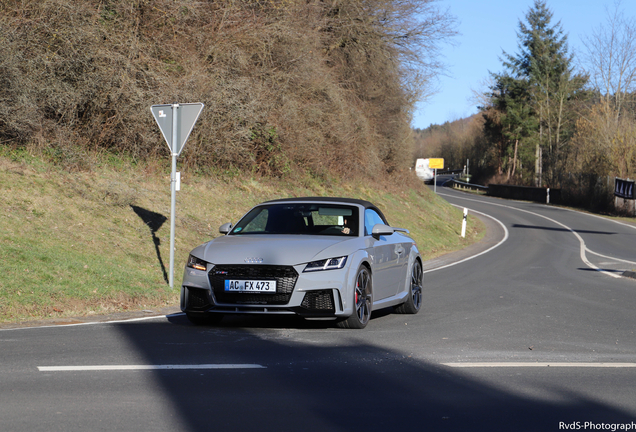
[448,179,488,192]
[438,169,464,175]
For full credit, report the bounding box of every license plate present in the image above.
[224,280,277,293]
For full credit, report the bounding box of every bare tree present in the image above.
[581,0,636,119]
[570,1,636,181]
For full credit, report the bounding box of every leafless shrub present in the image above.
[0,0,456,180]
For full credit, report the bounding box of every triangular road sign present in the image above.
[151,103,204,156]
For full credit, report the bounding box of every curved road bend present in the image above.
[428,185,636,365]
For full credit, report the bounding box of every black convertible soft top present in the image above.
[262,197,388,224]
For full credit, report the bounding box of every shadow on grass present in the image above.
[131,205,169,284]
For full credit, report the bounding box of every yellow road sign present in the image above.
[429,158,444,169]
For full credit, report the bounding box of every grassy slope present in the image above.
[0,151,483,323]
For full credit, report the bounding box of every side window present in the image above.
[364,209,386,236]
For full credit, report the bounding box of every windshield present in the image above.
[230,203,359,236]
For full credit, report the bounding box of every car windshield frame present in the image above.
[229,203,360,237]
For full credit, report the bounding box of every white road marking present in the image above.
[423,206,509,274]
[0,313,185,332]
[443,362,636,368]
[438,192,632,279]
[586,249,636,265]
[38,364,266,372]
[556,205,636,231]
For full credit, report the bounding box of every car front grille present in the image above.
[209,265,298,305]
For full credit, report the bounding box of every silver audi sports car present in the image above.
[180,197,423,329]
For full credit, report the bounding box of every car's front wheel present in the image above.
[395,260,422,314]
[337,266,372,329]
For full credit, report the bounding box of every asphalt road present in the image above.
[2,185,636,432]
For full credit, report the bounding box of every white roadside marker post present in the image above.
[461,208,468,238]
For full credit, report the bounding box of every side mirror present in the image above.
[219,222,233,234]
[371,223,395,239]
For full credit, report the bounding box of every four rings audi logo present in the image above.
[244,257,264,264]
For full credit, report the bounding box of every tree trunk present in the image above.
[534,144,540,186]
[512,139,518,179]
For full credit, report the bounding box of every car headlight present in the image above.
[303,256,347,272]
[186,255,208,271]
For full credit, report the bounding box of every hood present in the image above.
[195,235,357,266]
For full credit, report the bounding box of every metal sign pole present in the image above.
[150,101,203,289]
[434,168,437,194]
[169,104,179,289]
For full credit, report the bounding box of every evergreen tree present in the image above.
[483,73,537,183]
[496,0,586,186]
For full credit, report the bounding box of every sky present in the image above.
[411,0,636,130]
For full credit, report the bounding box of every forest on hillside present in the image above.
[0,0,456,180]
[413,0,636,212]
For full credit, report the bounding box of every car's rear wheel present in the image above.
[395,260,422,314]
[186,312,224,326]
[337,266,372,329]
